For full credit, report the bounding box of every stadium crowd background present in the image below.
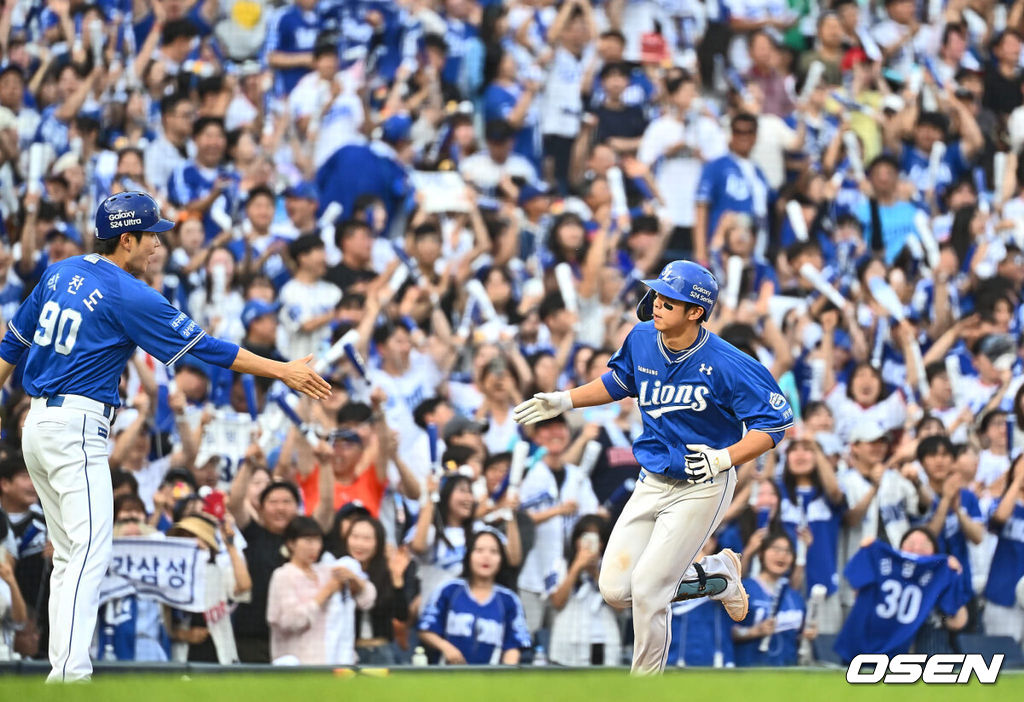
[0,0,1024,670]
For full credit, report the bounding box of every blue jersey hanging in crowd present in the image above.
[834,540,972,663]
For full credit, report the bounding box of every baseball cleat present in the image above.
[710,549,749,621]
[672,562,728,602]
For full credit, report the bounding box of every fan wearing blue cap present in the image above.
[0,191,332,682]
[512,259,795,674]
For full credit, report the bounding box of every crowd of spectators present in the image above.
[1,0,1024,669]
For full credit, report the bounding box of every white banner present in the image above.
[99,537,208,613]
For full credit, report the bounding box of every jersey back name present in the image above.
[8,254,206,406]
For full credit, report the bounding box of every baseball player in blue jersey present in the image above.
[0,192,331,682]
[514,260,794,674]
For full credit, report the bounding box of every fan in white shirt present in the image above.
[278,235,342,361]
[638,73,726,229]
[289,43,366,171]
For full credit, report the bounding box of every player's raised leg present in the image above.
[626,469,736,674]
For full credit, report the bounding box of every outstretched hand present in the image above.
[512,391,572,425]
[281,354,332,400]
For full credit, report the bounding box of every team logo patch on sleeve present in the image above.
[769,392,787,410]
[170,312,199,339]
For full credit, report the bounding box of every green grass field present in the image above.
[1,670,1022,702]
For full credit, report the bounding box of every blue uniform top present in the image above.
[418,578,532,665]
[733,577,806,667]
[262,5,323,97]
[695,154,771,245]
[602,323,793,480]
[0,254,239,407]
[984,500,1024,607]
[834,540,971,663]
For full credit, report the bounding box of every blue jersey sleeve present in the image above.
[418,580,454,635]
[189,334,241,368]
[960,489,982,521]
[121,283,208,366]
[500,591,532,651]
[726,353,794,443]
[843,541,882,589]
[0,280,43,365]
[938,567,972,616]
[603,329,638,400]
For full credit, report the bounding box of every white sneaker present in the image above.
[708,549,748,622]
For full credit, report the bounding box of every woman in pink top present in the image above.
[266,516,372,664]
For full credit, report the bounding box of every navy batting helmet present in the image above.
[636,260,719,322]
[94,191,174,240]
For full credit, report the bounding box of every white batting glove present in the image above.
[513,391,573,425]
[684,444,732,484]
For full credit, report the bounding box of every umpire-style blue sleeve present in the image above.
[0,279,43,365]
[121,283,208,366]
[728,354,794,445]
[602,330,638,400]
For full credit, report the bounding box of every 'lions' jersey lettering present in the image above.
[601,322,793,480]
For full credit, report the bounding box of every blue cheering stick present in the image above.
[922,56,944,91]
[391,241,424,285]
[342,338,372,402]
[272,392,321,446]
[759,577,790,653]
[830,91,872,115]
[427,423,441,502]
[242,374,260,442]
[726,68,753,103]
[242,374,259,421]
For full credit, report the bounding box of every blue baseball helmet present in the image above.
[94,191,174,240]
[636,260,719,322]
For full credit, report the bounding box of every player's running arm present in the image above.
[511,377,614,425]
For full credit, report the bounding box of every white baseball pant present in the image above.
[599,468,736,674]
[23,396,114,682]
